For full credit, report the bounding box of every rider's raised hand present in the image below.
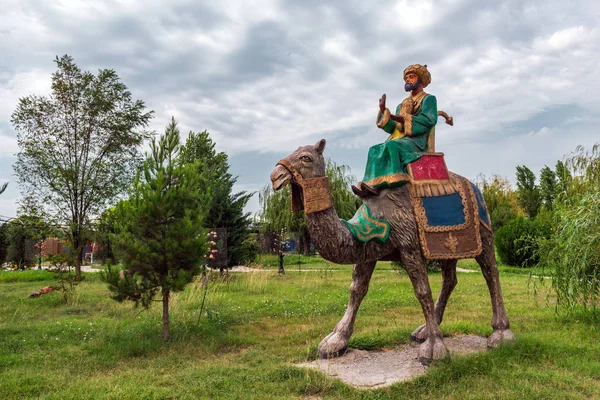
[379,94,386,113]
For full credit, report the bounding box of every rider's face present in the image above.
[404,73,421,92]
[404,73,419,85]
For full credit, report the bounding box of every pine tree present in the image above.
[180,130,254,270]
[104,118,211,341]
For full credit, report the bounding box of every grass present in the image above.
[1,259,599,399]
[457,259,555,278]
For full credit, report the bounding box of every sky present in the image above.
[1,0,599,219]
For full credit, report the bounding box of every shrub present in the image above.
[237,238,258,266]
[495,216,542,267]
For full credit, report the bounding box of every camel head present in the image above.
[270,139,326,191]
[270,139,330,214]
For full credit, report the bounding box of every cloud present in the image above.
[1,0,600,217]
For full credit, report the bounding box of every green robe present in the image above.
[362,94,437,189]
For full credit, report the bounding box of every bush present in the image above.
[237,238,258,266]
[0,223,8,263]
[495,216,542,267]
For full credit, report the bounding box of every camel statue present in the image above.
[270,139,515,365]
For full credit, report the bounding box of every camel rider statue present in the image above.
[353,64,439,198]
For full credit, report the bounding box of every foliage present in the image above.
[11,54,153,276]
[4,219,35,269]
[539,165,557,211]
[180,130,254,267]
[495,217,542,268]
[103,118,211,340]
[0,182,7,195]
[93,207,118,264]
[258,158,360,254]
[0,223,6,263]
[46,253,81,304]
[515,165,542,219]
[477,174,523,230]
[537,144,600,314]
[4,198,54,269]
[554,159,573,201]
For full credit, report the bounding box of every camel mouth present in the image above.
[272,175,290,191]
[271,166,292,190]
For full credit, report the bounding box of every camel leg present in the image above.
[475,228,515,348]
[401,251,448,365]
[318,260,376,359]
[411,260,458,343]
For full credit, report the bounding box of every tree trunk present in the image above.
[278,253,285,274]
[302,229,311,255]
[72,230,82,278]
[162,288,170,341]
[74,249,83,278]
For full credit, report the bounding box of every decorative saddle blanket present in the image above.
[342,204,390,245]
[410,172,491,260]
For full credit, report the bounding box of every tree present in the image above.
[103,119,211,341]
[5,198,52,269]
[515,165,541,219]
[11,55,153,277]
[259,158,360,254]
[554,160,572,201]
[539,165,557,211]
[180,130,254,269]
[537,144,600,315]
[477,174,523,230]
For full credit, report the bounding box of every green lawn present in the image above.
[1,260,598,399]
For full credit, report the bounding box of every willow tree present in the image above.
[11,55,153,277]
[538,144,600,315]
[259,158,360,254]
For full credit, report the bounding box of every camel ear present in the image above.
[314,139,326,154]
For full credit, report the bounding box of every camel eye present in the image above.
[300,155,312,162]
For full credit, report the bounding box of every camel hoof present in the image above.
[418,337,448,366]
[318,332,349,359]
[487,329,516,348]
[410,324,427,343]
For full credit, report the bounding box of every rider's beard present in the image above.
[404,78,422,92]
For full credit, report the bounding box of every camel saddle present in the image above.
[407,153,491,259]
[343,153,491,259]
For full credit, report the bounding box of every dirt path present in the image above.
[231,266,480,273]
[298,335,488,389]
[58,265,480,274]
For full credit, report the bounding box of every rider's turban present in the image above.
[403,64,431,88]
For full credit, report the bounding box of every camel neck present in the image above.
[302,177,333,214]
